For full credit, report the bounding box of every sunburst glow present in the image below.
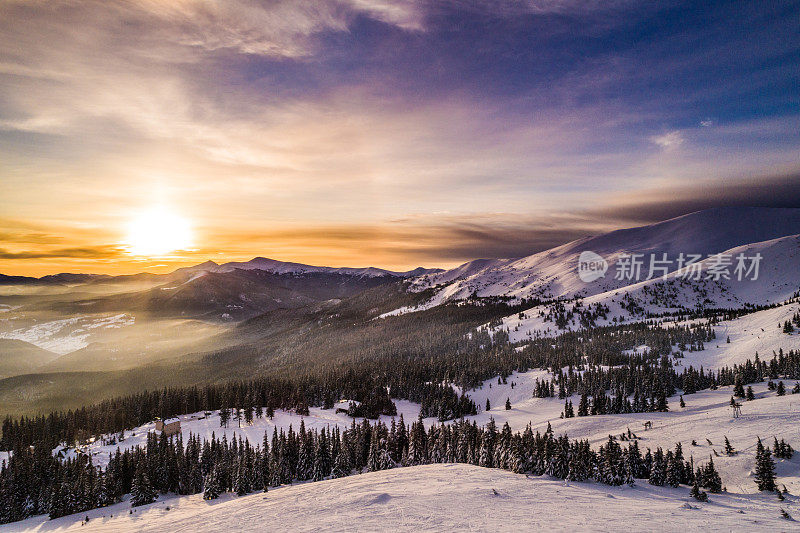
[125,207,193,257]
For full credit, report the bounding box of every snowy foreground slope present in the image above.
[0,464,800,532]
[3,464,796,533]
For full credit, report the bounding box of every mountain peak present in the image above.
[410,206,800,303]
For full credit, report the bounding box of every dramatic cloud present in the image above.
[596,172,800,224]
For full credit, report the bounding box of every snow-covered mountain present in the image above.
[498,234,800,340]
[187,257,441,279]
[406,207,800,310]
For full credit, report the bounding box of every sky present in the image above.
[1,0,799,276]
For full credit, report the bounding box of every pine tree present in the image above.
[746,386,755,401]
[774,438,794,460]
[505,398,511,410]
[478,435,492,468]
[649,449,665,486]
[665,450,682,488]
[733,376,745,398]
[754,438,777,492]
[656,391,669,412]
[724,436,736,456]
[296,435,312,480]
[776,381,785,396]
[690,481,707,502]
[203,466,222,500]
[379,442,394,471]
[578,393,589,416]
[131,463,156,507]
[485,399,491,412]
[233,456,251,496]
[313,430,331,481]
[367,433,381,472]
[332,439,351,478]
[48,482,67,520]
[701,456,722,493]
[219,406,230,428]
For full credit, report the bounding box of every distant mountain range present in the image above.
[0,259,442,286]
[0,272,111,286]
[0,258,442,323]
[189,257,440,279]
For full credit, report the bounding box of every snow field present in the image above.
[3,464,797,532]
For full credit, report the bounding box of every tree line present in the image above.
[1,414,741,524]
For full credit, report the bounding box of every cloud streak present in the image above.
[0,246,124,260]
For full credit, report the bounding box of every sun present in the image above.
[125,207,193,256]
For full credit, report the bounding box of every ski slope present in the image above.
[3,463,796,532]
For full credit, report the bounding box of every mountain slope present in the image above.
[499,234,800,340]
[410,207,800,304]
[40,269,412,322]
[0,339,58,378]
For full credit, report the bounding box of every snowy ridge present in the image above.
[0,313,134,354]
[408,207,800,304]
[499,234,800,341]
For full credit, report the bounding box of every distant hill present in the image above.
[0,339,58,378]
[0,273,108,286]
[43,269,416,321]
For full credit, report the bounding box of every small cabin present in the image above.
[154,417,181,436]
